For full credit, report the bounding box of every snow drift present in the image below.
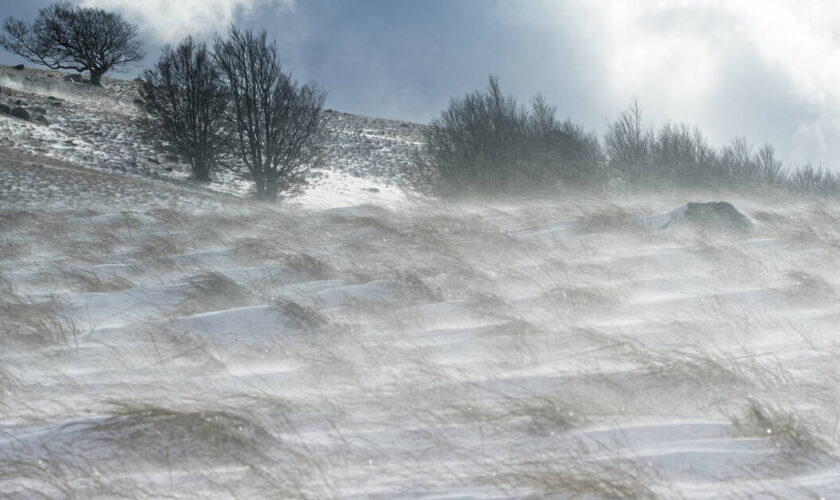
[2,66,840,498]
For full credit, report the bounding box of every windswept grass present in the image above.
[729,398,837,462]
[494,452,667,499]
[176,271,253,316]
[47,267,135,293]
[0,290,77,345]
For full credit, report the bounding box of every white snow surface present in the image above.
[2,66,840,498]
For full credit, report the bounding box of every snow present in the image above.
[2,66,840,498]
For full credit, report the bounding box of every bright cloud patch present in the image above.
[80,0,294,43]
[502,0,840,166]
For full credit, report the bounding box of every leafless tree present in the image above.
[137,37,228,182]
[214,27,326,201]
[604,98,653,183]
[0,2,144,86]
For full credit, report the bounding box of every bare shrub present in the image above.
[785,163,840,194]
[603,100,840,194]
[421,76,603,195]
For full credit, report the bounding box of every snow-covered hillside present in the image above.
[2,66,840,498]
[0,66,422,205]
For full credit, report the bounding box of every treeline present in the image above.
[417,77,840,197]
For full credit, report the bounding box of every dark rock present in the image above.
[13,64,24,70]
[148,157,160,165]
[645,201,753,232]
[164,154,179,162]
[133,98,144,105]
[29,107,46,114]
[163,166,174,172]
[33,115,48,125]
[9,107,30,120]
[0,103,10,114]
[683,202,752,231]
[151,172,161,180]
[13,100,22,105]
[63,74,85,83]
[366,187,380,193]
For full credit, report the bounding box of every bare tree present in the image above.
[214,27,326,201]
[604,99,652,183]
[0,2,144,86]
[137,37,228,182]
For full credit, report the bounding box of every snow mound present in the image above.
[640,201,754,232]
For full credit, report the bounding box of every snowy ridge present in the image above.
[2,66,840,498]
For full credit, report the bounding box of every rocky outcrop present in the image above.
[640,201,754,232]
[9,107,30,121]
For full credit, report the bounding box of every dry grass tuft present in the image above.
[283,252,333,281]
[91,402,274,463]
[231,236,286,261]
[51,267,134,293]
[0,291,77,345]
[495,452,665,499]
[730,398,836,458]
[508,395,583,436]
[176,272,254,315]
[630,343,794,395]
[131,233,181,266]
[270,298,329,334]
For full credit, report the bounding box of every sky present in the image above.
[1,0,840,169]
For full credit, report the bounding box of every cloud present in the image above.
[498,0,840,166]
[79,0,295,43]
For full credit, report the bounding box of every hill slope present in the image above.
[2,66,840,498]
[0,66,421,205]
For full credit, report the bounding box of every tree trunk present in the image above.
[193,166,211,182]
[255,183,278,201]
[254,177,265,199]
[264,181,279,201]
[192,157,211,182]
[89,71,104,86]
